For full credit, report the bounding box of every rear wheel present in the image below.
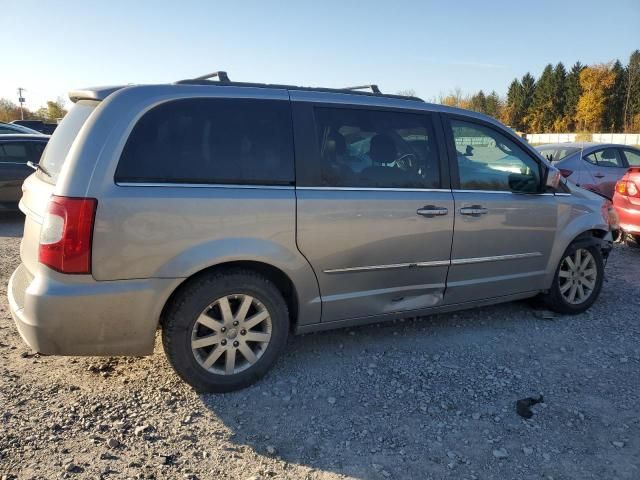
[539,243,604,314]
[162,270,289,392]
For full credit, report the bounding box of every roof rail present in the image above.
[174,71,423,102]
[344,84,381,94]
[191,71,230,82]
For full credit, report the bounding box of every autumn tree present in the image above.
[0,99,25,123]
[436,50,639,133]
[35,99,67,121]
[575,64,616,131]
[440,87,464,107]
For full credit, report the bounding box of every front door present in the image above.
[293,96,454,322]
[442,116,558,304]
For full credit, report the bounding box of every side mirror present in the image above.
[544,165,561,191]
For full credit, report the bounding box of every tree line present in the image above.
[0,98,67,124]
[438,50,640,133]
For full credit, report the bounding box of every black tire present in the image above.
[162,269,289,393]
[539,242,604,314]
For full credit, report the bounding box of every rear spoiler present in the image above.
[68,86,126,103]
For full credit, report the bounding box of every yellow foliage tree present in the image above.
[440,95,459,107]
[575,64,616,131]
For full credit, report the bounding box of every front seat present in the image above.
[369,134,397,166]
[361,134,416,186]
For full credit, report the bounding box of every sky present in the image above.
[2,0,639,110]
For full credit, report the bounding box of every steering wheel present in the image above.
[394,153,418,171]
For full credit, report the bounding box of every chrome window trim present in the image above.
[452,189,554,196]
[115,182,294,190]
[0,161,29,165]
[324,253,541,274]
[554,192,571,196]
[297,187,451,193]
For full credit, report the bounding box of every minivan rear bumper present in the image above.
[8,263,178,356]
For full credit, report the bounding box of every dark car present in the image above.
[0,121,42,135]
[536,143,640,199]
[0,134,49,210]
[11,120,57,135]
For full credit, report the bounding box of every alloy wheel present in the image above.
[191,294,272,375]
[558,248,597,305]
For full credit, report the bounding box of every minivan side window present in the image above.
[450,119,541,193]
[312,107,440,189]
[116,98,294,185]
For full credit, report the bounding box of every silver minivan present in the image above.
[8,74,614,392]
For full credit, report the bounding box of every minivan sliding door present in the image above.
[292,93,454,323]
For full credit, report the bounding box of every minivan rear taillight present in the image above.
[38,196,97,274]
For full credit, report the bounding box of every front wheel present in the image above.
[162,270,289,392]
[539,243,604,314]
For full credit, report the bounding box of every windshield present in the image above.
[38,100,97,184]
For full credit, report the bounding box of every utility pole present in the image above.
[17,87,26,120]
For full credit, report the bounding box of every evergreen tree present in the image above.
[485,91,501,119]
[469,90,487,113]
[604,60,626,132]
[503,79,524,129]
[436,51,640,133]
[552,62,567,130]
[564,62,584,130]
[528,64,555,132]
[624,50,640,131]
[520,73,536,131]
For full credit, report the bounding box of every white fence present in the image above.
[526,133,640,145]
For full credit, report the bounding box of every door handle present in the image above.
[594,173,605,179]
[460,205,488,216]
[416,205,448,217]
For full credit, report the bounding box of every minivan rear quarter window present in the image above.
[38,100,97,184]
[115,98,295,185]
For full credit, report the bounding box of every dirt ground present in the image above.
[1,211,639,480]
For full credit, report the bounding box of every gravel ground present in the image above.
[1,211,639,480]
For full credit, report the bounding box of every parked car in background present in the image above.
[613,166,640,245]
[11,120,58,135]
[535,143,640,199]
[0,134,49,210]
[8,77,614,393]
[0,121,42,135]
